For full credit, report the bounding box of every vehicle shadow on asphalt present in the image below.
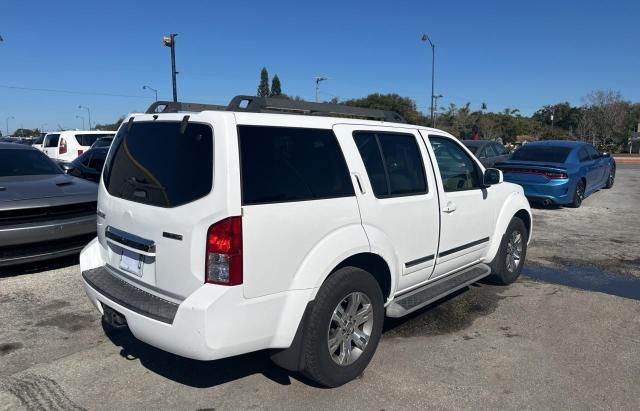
[102,283,504,389]
[102,322,320,388]
[0,255,79,279]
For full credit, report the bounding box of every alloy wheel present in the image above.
[327,292,374,366]
[505,230,523,273]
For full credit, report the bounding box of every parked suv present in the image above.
[80,96,531,387]
[43,130,115,162]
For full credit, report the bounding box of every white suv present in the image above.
[80,96,531,387]
[43,130,115,161]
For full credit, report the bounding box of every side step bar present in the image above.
[386,263,492,318]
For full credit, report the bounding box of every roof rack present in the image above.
[145,95,407,123]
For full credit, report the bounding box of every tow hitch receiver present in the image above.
[102,304,128,329]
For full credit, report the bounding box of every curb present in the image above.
[614,157,640,165]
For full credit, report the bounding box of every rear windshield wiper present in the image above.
[125,177,167,192]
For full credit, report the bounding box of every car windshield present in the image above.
[464,145,479,154]
[510,145,572,163]
[0,149,63,176]
[91,138,113,148]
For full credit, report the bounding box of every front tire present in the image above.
[301,267,384,387]
[604,166,615,189]
[488,217,528,285]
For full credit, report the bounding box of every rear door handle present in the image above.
[442,202,457,213]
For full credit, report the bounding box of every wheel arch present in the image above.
[485,191,532,263]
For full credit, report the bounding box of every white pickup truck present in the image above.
[80,96,531,387]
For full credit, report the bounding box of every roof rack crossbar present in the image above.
[145,96,407,123]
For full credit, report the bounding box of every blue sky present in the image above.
[0,0,638,132]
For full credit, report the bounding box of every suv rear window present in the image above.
[104,121,213,208]
[75,134,114,146]
[238,126,354,205]
[45,134,60,147]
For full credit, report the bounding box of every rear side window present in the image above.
[45,134,60,147]
[354,132,427,197]
[578,147,590,162]
[104,122,213,208]
[239,126,354,205]
[75,134,113,146]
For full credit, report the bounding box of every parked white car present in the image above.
[43,130,115,162]
[80,97,532,387]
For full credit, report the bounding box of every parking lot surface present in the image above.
[1,165,639,410]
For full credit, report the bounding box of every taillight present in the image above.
[59,138,67,155]
[543,171,568,179]
[78,149,84,156]
[205,217,242,285]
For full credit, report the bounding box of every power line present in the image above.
[0,84,149,99]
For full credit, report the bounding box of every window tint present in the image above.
[354,132,427,197]
[465,145,479,154]
[484,144,499,157]
[79,151,92,167]
[477,146,488,158]
[75,134,114,147]
[585,145,600,159]
[239,126,354,205]
[578,147,590,162]
[0,149,62,176]
[494,143,509,155]
[429,136,481,192]
[105,121,213,208]
[510,146,572,163]
[44,134,60,147]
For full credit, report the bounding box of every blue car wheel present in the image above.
[571,179,585,208]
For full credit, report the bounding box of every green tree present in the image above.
[270,74,282,97]
[257,67,270,97]
[343,93,424,125]
[95,117,125,131]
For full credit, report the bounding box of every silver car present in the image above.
[0,143,97,266]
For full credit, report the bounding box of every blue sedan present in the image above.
[496,141,616,207]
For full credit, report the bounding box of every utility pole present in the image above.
[162,34,178,102]
[78,105,92,130]
[421,34,436,126]
[315,77,328,103]
[550,106,555,136]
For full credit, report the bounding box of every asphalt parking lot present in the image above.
[1,165,639,410]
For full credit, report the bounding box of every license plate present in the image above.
[119,249,143,277]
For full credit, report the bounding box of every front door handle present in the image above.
[442,202,457,213]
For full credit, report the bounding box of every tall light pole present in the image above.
[6,116,14,136]
[421,34,436,126]
[142,85,158,101]
[162,34,178,102]
[433,94,443,127]
[315,76,328,103]
[75,115,85,129]
[78,105,91,130]
[550,106,555,136]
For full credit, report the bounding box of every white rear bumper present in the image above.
[80,237,314,361]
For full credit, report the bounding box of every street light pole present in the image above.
[142,85,158,101]
[433,94,443,127]
[78,105,91,130]
[162,34,178,102]
[6,116,14,136]
[315,77,328,103]
[76,115,85,129]
[421,34,436,126]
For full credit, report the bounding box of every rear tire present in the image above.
[301,267,384,387]
[604,166,615,189]
[488,217,527,285]
[570,179,585,208]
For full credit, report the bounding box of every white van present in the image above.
[43,130,115,162]
[80,96,531,387]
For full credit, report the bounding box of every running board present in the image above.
[386,264,492,318]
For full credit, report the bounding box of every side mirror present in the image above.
[483,168,503,186]
[602,152,610,158]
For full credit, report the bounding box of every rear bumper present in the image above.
[0,215,96,266]
[80,238,314,361]
[505,178,574,205]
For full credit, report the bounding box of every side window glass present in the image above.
[429,136,481,192]
[353,132,427,197]
[80,152,92,167]
[485,144,500,157]
[495,144,508,155]
[585,145,600,160]
[578,147,590,162]
[477,147,488,158]
[239,126,354,205]
[353,133,388,196]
